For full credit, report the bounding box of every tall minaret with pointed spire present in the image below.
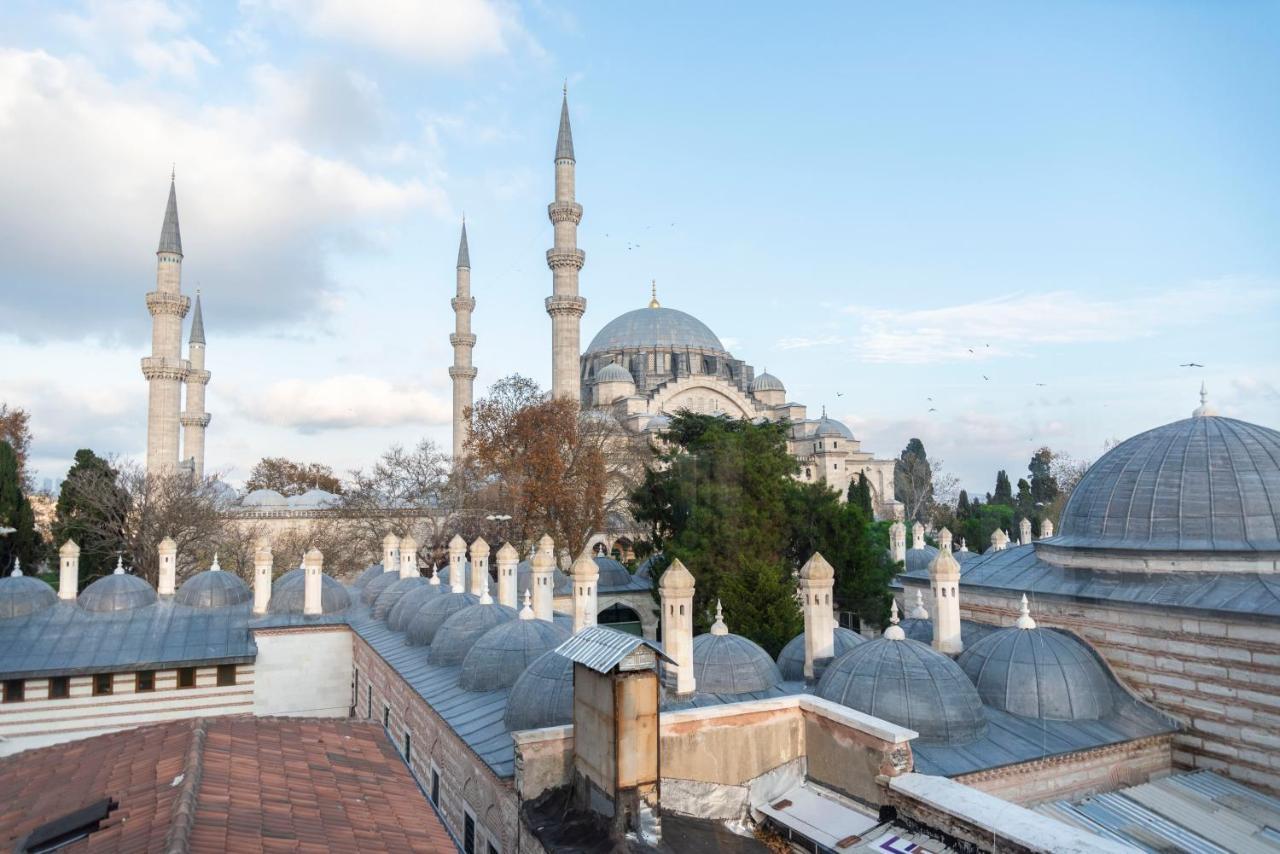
[546,87,586,402]
[142,172,191,475]
[181,291,211,479]
[449,220,477,460]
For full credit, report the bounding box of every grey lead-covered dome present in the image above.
[504,650,574,731]
[1056,415,1280,552]
[586,306,726,355]
[429,603,518,666]
[372,576,428,621]
[594,362,634,384]
[813,415,854,440]
[267,573,351,615]
[361,569,401,604]
[593,556,634,591]
[462,618,571,692]
[0,574,56,618]
[175,570,251,608]
[691,632,783,695]
[79,573,158,612]
[958,627,1114,721]
[817,638,987,744]
[904,545,939,576]
[352,564,385,588]
[387,583,442,632]
[517,560,571,597]
[406,592,478,646]
[776,627,867,682]
[899,618,998,648]
[750,372,785,393]
[436,561,495,595]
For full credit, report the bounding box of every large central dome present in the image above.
[586,306,725,355]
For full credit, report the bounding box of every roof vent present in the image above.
[17,797,118,853]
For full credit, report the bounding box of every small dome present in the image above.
[429,603,518,666]
[267,573,351,615]
[958,627,1114,720]
[634,553,663,581]
[436,560,495,596]
[273,566,305,588]
[1057,414,1280,552]
[387,583,443,632]
[516,560,571,597]
[586,306,726,355]
[594,362,634,384]
[175,569,251,608]
[351,564,385,588]
[0,573,56,619]
[904,545,939,576]
[776,627,867,682]
[592,556,634,591]
[288,489,339,509]
[405,592,479,646]
[751,372,785,393]
[504,650,574,730]
[361,568,401,604]
[242,489,287,508]
[898,617,998,648]
[813,415,854,440]
[691,632,782,695]
[817,638,987,744]
[372,576,428,621]
[79,572,157,613]
[645,414,672,433]
[461,618,570,692]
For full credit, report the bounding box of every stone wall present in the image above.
[353,633,517,854]
[252,626,352,718]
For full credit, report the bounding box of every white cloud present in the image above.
[232,374,451,432]
[776,334,844,351]
[258,0,533,65]
[835,281,1277,364]
[57,0,217,80]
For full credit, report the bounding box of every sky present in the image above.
[1,1,1278,496]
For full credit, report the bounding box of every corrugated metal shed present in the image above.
[554,625,673,674]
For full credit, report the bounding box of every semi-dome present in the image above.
[1055,413,1280,553]
[504,650,574,731]
[959,625,1114,721]
[592,556,634,590]
[0,572,56,618]
[267,573,350,615]
[586,306,726,355]
[461,618,570,692]
[361,568,401,604]
[79,569,157,613]
[175,569,251,608]
[241,489,287,508]
[371,576,428,621]
[691,620,782,695]
[428,603,518,666]
[750,372,785,393]
[387,583,443,632]
[594,362,634,384]
[406,592,479,646]
[817,638,987,744]
[775,627,867,682]
[516,560,571,597]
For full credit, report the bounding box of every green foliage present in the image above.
[51,449,126,582]
[1028,447,1061,509]
[993,470,1013,505]
[956,490,971,520]
[956,502,1015,554]
[1015,477,1035,520]
[0,441,40,574]
[849,472,874,518]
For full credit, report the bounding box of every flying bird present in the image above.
[1035,383,1046,387]
[968,348,974,354]
[835,392,844,397]
[1180,362,1204,368]
[929,408,937,412]
[983,375,990,381]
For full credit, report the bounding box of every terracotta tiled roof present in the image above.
[0,716,456,852]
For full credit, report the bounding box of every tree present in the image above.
[245,458,343,496]
[993,470,1013,505]
[0,441,40,574]
[894,438,933,523]
[1015,477,1035,520]
[0,404,33,492]
[341,439,453,562]
[1028,447,1061,507]
[51,450,127,582]
[956,490,971,521]
[849,473,873,518]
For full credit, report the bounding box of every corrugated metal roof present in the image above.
[554,625,673,673]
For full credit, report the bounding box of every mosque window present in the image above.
[177,667,197,689]
[367,685,373,718]
[3,679,23,703]
[489,844,499,854]
[48,676,70,700]
[430,768,440,805]
[135,671,155,693]
[93,674,113,696]
[383,704,390,727]
[403,731,412,763]
[464,813,476,854]
[216,665,236,686]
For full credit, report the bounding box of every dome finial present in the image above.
[710,599,728,635]
[12,558,21,577]
[1015,593,1037,629]
[519,588,534,620]
[884,599,905,640]
[210,552,220,571]
[909,588,929,619]
[1192,381,1217,417]
[114,554,125,575]
[479,586,493,605]
[648,279,660,309]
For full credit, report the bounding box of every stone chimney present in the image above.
[990,528,1010,551]
[531,534,555,621]
[469,537,490,597]
[448,535,467,594]
[939,528,953,553]
[252,538,272,615]
[658,559,696,696]
[496,542,518,609]
[1040,518,1054,539]
[571,549,598,634]
[381,532,400,573]
[303,547,324,615]
[798,552,836,682]
[928,531,963,655]
[889,521,906,563]
[58,540,80,600]
[399,534,419,579]
[157,536,177,596]
[911,521,925,550]
[1019,518,1033,546]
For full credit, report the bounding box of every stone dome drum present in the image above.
[775,627,867,682]
[461,618,571,693]
[958,627,1114,721]
[175,570,251,608]
[586,306,726,355]
[691,632,782,695]
[817,638,987,744]
[1055,415,1280,553]
[429,603,518,666]
[406,592,479,646]
[0,573,57,618]
[79,572,158,612]
[504,650,574,731]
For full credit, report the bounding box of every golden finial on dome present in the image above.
[648,279,660,309]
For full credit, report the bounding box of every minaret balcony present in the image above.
[547,201,583,224]
[545,295,587,317]
[450,296,476,313]
[140,356,190,381]
[185,368,211,385]
[145,291,191,317]
[449,333,476,348]
[448,366,478,381]
[545,248,585,270]
[180,413,211,428]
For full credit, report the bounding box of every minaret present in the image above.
[181,292,211,478]
[142,173,191,475]
[449,220,477,460]
[546,88,586,402]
